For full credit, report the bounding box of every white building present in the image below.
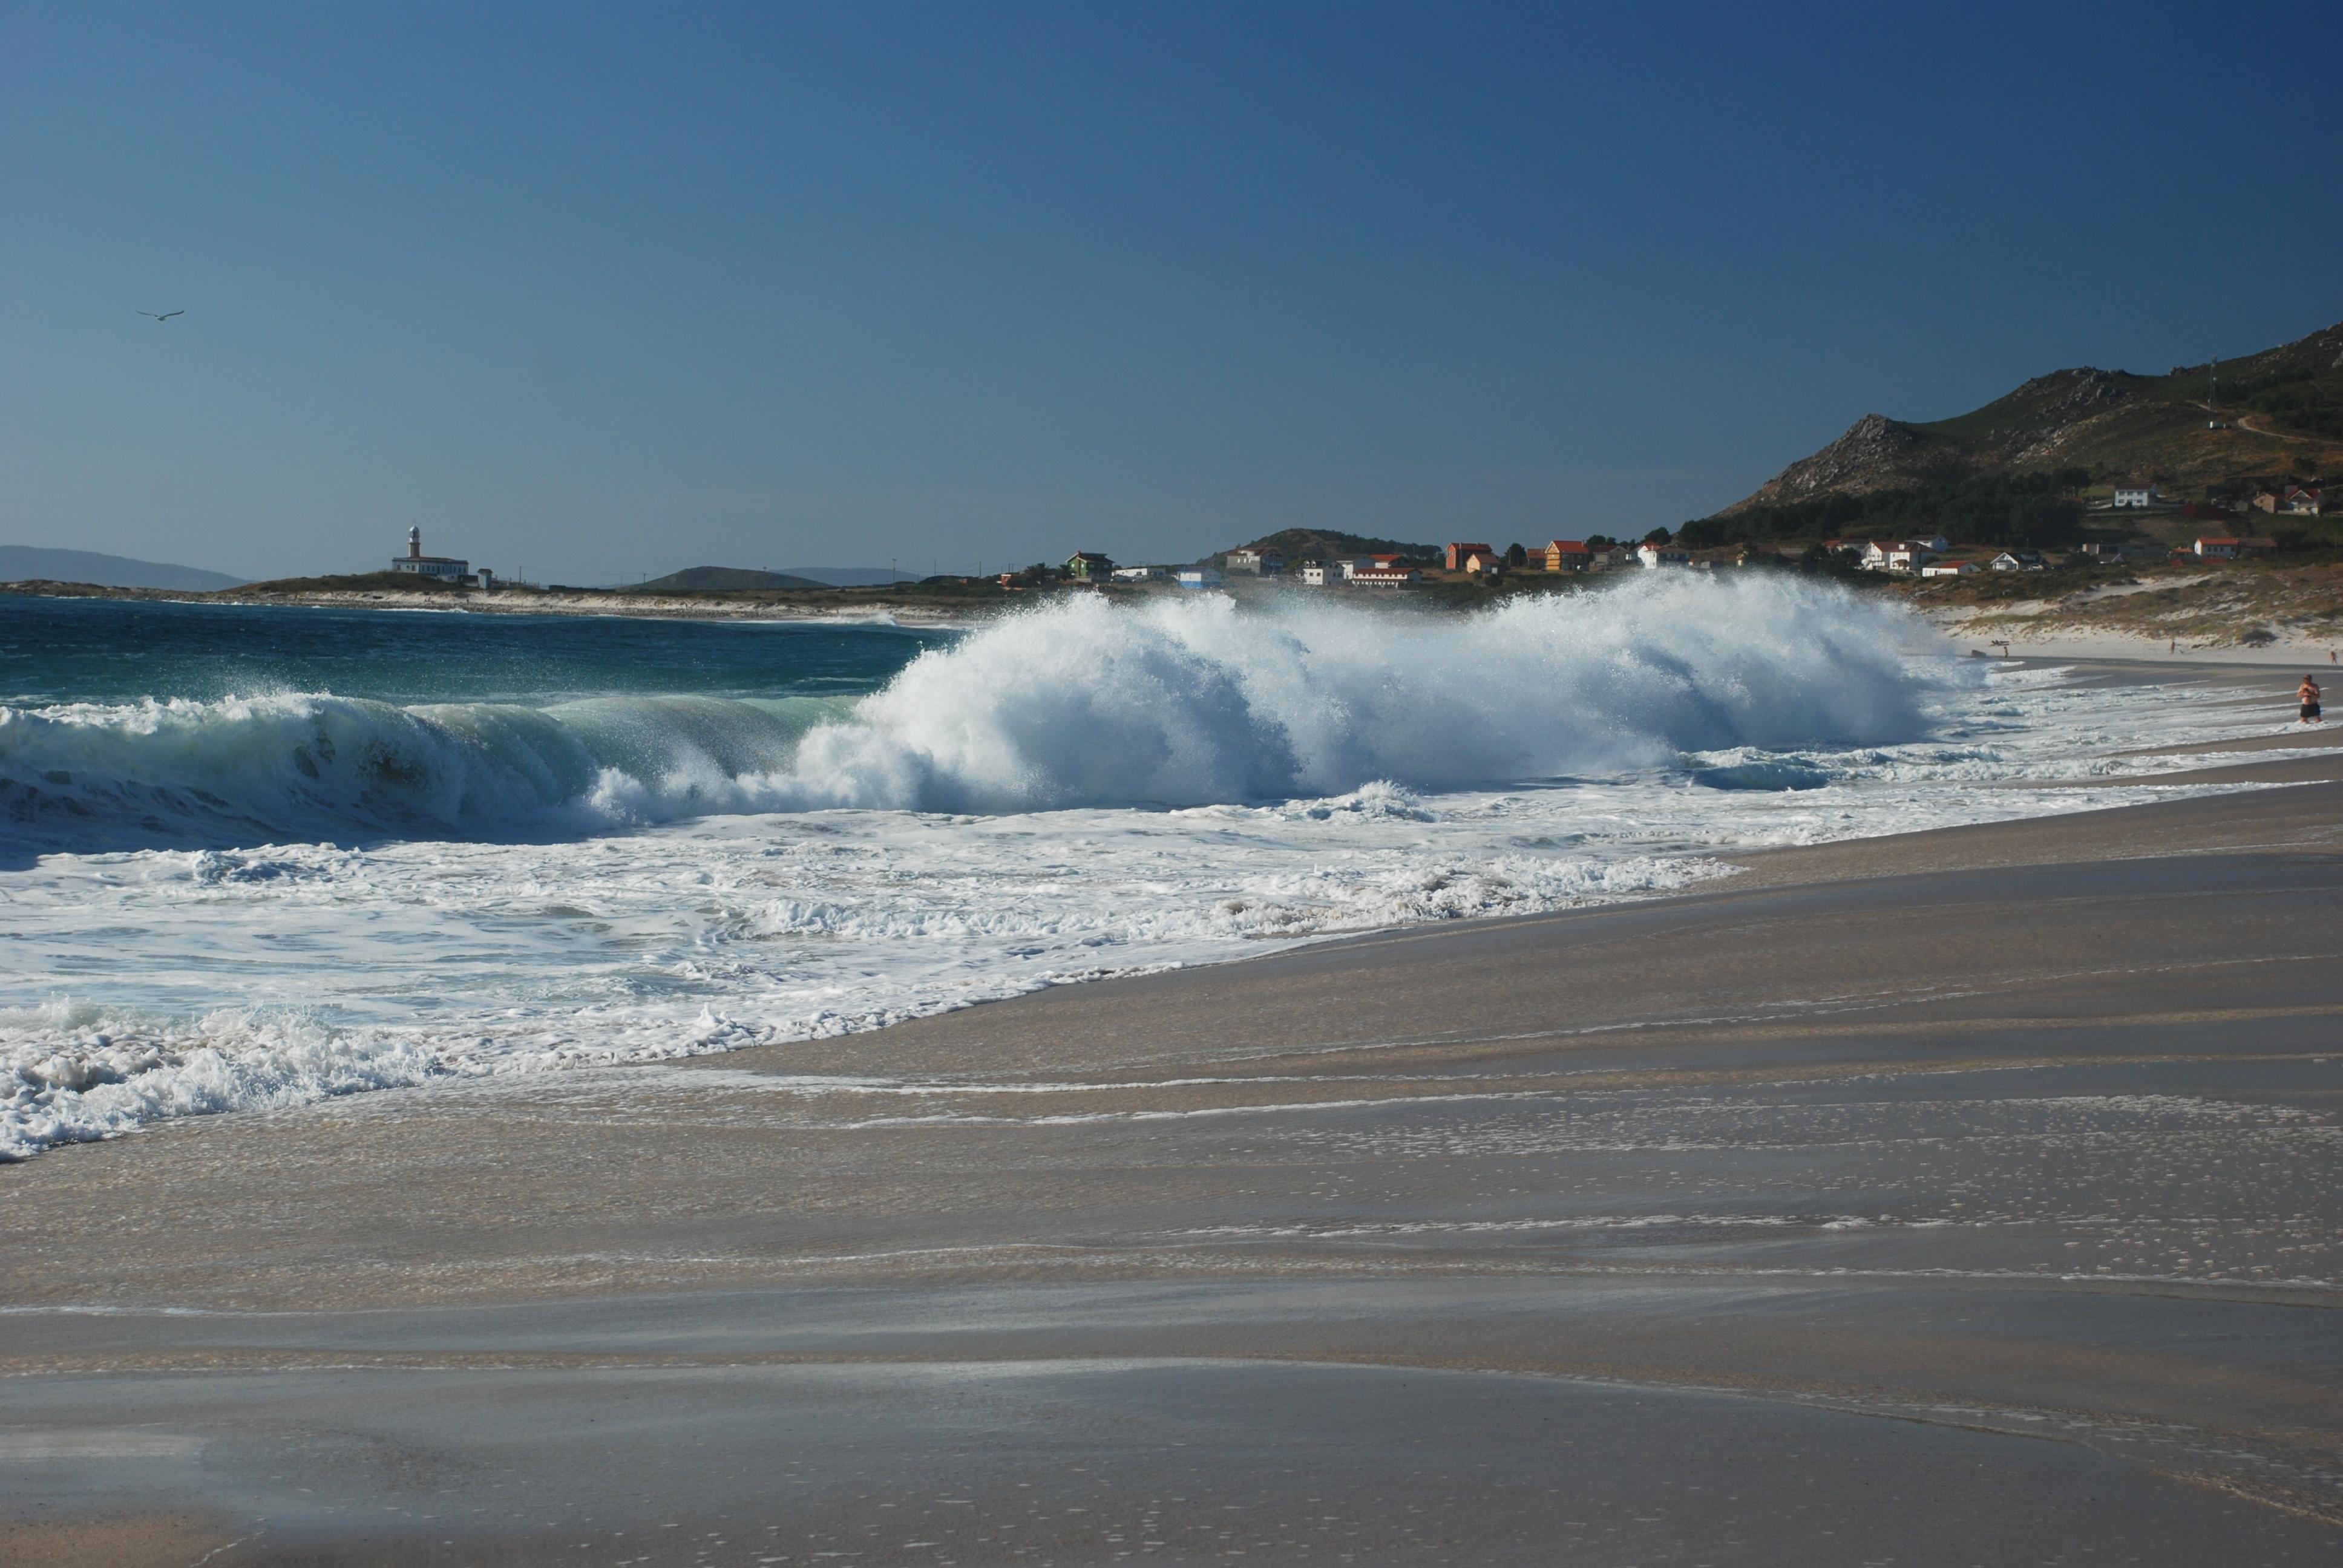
[1225,549,1283,575]
[1346,566,1421,587]
[1990,551,2046,572]
[1176,567,1225,589]
[392,527,468,580]
[1299,561,1346,586]
[1861,540,1938,573]
[1334,557,1378,580]
[2112,484,2158,508]
[1919,560,1981,578]
[1636,542,1690,568]
[1111,566,1167,582]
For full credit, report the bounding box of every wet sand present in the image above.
[5,718,2342,1561]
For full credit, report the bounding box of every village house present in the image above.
[1991,550,2046,572]
[390,526,470,581]
[1225,548,1283,575]
[2284,486,2330,515]
[1461,547,1504,575]
[1444,542,1495,572]
[1299,560,1345,586]
[2194,536,2278,559]
[1919,560,1982,578]
[1064,551,1115,581]
[1177,566,1224,589]
[1636,541,1691,568]
[1346,564,1422,587]
[2112,483,2158,509]
[1544,540,1592,573]
[2251,487,2287,513]
[1110,565,1166,582]
[1860,540,1938,573]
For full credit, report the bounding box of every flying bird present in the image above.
[137,310,184,322]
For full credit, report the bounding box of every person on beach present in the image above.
[2301,675,2323,725]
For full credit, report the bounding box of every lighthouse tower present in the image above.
[390,526,468,580]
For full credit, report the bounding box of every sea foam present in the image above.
[2,576,1942,851]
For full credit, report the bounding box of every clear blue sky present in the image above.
[4,1,2336,583]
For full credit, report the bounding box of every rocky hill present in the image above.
[1227,528,1439,563]
[1724,318,2343,512]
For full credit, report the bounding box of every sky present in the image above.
[2,1,2337,584]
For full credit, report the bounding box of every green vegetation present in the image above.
[1722,319,2343,515]
[2244,381,2343,440]
[1230,528,1438,563]
[1683,470,2091,551]
[232,570,467,595]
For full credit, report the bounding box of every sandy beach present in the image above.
[5,658,2341,1564]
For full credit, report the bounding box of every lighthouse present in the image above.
[390,526,470,581]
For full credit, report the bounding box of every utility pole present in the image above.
[2209,356,2220,428]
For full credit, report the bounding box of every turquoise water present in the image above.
[0,581,2269,1160]
[0,595,943,854]
[0,593,938,707]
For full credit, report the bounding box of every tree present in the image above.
[1643,526,1673,544]
[1504,542,1528,567]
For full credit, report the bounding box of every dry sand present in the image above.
[4,702,2342,1564]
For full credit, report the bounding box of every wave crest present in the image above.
[1,577,1945,851]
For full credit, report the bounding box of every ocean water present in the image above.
[0,580,2295,1159]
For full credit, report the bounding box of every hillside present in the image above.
[229,570,467,595]
[628,566,830,593]
[1724,317,2343,512]
[1228,528,1440,563]
[0,546,244,591]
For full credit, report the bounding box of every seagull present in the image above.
[137,310,184,322]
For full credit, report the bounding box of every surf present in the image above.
[0,577,1948,852]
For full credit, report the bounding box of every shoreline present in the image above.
[0,580,991,628]
[12,572,2342,663]
[5,765,2343,1561]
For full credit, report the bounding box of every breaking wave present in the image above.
[1,576,1947,852]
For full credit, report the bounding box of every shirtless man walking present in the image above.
[2300,674,2323,725]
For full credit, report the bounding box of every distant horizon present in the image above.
[6,1,2337,584]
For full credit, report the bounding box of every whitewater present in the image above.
[0,578,2296,1158]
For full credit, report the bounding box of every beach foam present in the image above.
[0,583,2294,1159]
[4,577,1939,850]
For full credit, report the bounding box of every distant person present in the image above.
[2300,675,2323,725]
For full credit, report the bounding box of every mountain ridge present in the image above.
[0,546,245,592]
[1722,318,2343,515]
[625,566,830,593]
